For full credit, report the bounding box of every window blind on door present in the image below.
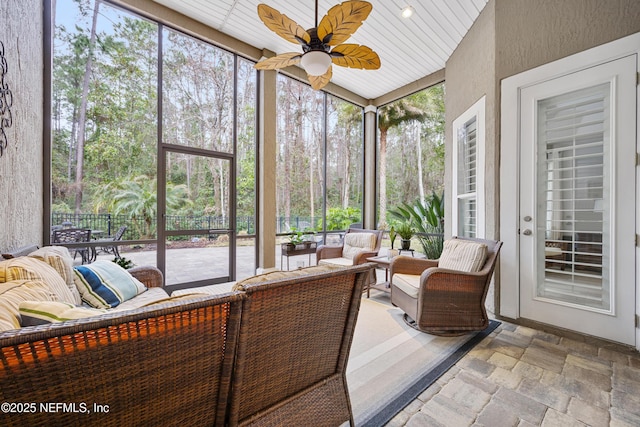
[537,82,610,310]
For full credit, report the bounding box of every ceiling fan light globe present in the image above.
[300,51,332,76]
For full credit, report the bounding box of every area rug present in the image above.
[347,294,500,427]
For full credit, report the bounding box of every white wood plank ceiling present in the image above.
[152,0,488,100]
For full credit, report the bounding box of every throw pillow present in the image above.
[28,246,82,305]
[233,264,343,291]
[438,239,488,272]
[0,256,77,305]
[73,260,147,309]
[19,301,107,327]
[342,232,377,260]
[0,280,58,332]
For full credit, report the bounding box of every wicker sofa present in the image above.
[0,246,373,426]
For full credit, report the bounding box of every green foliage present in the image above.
[112,256,134,269]
[389,192,445,258]
[395,222,414,240]
[325,207,362,231]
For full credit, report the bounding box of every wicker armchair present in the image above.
[227,263,374,426]
[316,228,383,266]
[390,237,502,336]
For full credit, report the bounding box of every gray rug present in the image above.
[347,294,500,427]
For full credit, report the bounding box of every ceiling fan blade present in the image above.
[308,66,333,91]
[331,44,380,69]
[254,52,302,70]
[317,1,372,46]
[257,4,311,45]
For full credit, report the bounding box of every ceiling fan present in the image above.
[254,0,381,91]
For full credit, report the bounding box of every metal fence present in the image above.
[51,213,324,239]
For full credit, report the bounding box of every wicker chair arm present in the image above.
[352,250,379,264]
[390,256,438,277]
[419,268,488,294]
[316,245,343,261]
[128,266,164,288]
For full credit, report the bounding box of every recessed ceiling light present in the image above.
[401,6,414,19]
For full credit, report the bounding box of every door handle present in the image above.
[522,229,532,236]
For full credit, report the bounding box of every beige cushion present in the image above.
[19,301,107,327]
[233,265,343,290]
[0,280,59,331]
[111,287,170,311]
[318,257,354,267]
[391,273,421,298]
[0,256,77,305]
[342,232,377,260]
[438,239,488,272]
[28,246,82,305]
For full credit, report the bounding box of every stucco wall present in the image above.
[0,0,44,252]
[495,0,640,81]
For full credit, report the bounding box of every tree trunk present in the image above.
[74,0,100,214]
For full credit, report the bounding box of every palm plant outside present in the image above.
[389,192,444,259]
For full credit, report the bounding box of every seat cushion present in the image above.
[0,256,77,305]
[233,265,343,290]
[28,246,82,305]
[391,273,421,298]
[113,287,172,311]
[318,257,354,267]
[0,280,58,331]
[438,239,488,272]
[19,300,107,327]
[73,260,147,309]
[342,232,377,260]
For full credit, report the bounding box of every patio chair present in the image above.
[316,228,383,288]
[52,228,92,264]
[93,225,127,260]
[390,236,503,336]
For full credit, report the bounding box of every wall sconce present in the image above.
[0,40,14,158]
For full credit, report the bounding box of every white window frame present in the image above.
[452,96,486,238]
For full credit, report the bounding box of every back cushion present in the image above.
[29,246,82,305]
[0,279,58,331]
[438,239,488,272]
[342,232,377,260]
[0,256,77,305]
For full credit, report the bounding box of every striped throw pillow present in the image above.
[0,280,58,331]
[19,300,107,327]
[0,256,77,305]
[29,246,82,305]
[73,260,147,309]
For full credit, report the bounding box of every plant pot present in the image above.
[400,239,411,250]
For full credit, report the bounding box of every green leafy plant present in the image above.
[112,256,134,269]
[389,226,397,249]
[396,222,414,240]
[389,192,445,259]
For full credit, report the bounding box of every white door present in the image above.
[519,55,637,345]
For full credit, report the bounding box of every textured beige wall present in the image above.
[0,0,44,253]
[444,2,497,313]
[495,0,640,81]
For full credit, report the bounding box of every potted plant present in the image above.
[396,222,414,250]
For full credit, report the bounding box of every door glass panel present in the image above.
[536,83,610,310]
[165,151,231,286]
